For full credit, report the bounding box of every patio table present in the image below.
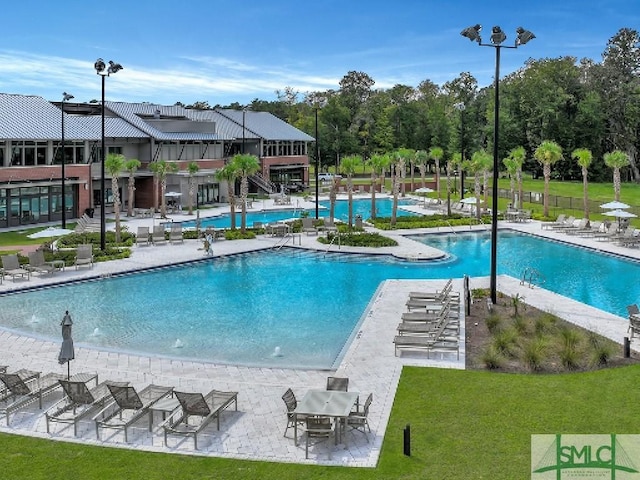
[294,389,359,446]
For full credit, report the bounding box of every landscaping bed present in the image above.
[465,290,639,372]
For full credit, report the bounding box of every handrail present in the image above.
[273,234,292,250]
[444,221,458,237]
[520,267,545,289]
[324,232,341,255]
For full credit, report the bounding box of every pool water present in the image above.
[2,231,638,368]
[185,198,417,229]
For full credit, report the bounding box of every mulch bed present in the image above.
[464,293,640,373]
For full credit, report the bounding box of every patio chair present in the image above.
[74,244,94,269]
[326,376,349,391]
[162,389,238,449]
[46,379,127,436]
[27,250,56,276]
[346,392,373,442]
[281,388,305,437]
[1,254,30,282]
[169,223,184,244]
[628,305,640,340]
[550,215,576,230]
[152,225,167,245]
[320,218,338,234]
[305,416,334,459]
[0,371,66,425]
[541,214,566,230]
[408,279,454,301]
[94,383,173,442]
[136,226,150,246]
[301,217,318,236]
[0,369,40,403]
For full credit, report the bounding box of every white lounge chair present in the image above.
[1,254,30,282]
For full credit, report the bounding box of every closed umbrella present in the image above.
[58,311,74,380]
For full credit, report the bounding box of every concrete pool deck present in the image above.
[0,199,638,466]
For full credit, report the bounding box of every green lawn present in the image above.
[1,365,639,479]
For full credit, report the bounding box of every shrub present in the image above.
[559,326,583,349]
[485,312,502,334]
[224,230,256,240]
[512,316,529,335]
[492,328,517,357]
[480,346,504,370]
[590,340,615,367]
[534,313,557,335]
[521,337,547,371]
[317,232,397,248]
[559,344,582,370]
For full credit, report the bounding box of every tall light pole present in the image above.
[242,107,247,154]
[461,24,535,304]
[306,94,327,219]
[94,58,123,251]
[61,92,74,228]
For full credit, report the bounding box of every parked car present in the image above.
[317,173,342,182]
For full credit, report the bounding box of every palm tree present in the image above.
[105,153,125,243]
[366,153,390,219]
[340,155,362,227]
[603,150,630,201]
[124,158,141,217]
[504,146,525,209]
[389,150,403,226]
[445,153,455,216]
[215,163,238,230]
[186,161,199,215]
[230,154,260,233]
[149,160,179,218]
[534,140,563,217]
[572,148,593,219]
[415,150,428,188]
[397,148,413,197]
[429,147,444,200]
[502,155,518,208]
[468,150,491,220]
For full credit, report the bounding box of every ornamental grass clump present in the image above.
[521,337,547,372]
[480,345,504,370]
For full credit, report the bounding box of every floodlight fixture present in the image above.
[516,27,536,46]
[460,24,482,43]
[490,26,506,45]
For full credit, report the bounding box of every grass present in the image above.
[2,365,640,479]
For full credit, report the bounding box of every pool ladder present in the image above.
[520,267,545,289]
[324,232,341,255]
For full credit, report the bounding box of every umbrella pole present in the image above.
[67,361,70,381]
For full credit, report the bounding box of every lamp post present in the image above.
[453,102,465,200]
[61,92,74,228]
[461,24,535,304]
[242,107,247,154]
[94,58,123,251]
[306,94,327,219]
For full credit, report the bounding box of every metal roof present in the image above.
[105,102,231,141]
[0,93,97,140]
[71,116,149,139]
[215,109,315,142]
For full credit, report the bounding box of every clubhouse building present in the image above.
[0,93,314,227]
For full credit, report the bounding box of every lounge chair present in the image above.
[541,214,566,230]
[74,244,94,269]
[162,389,238,449]
[549,215,576,230]
[564,218,589,235]
[169,223,184,244]
[594,223,619,241]
[136,226,150,246]
[46,379,127,436]
[408,279,454,300]
[301,217,319,236]
[1,254,30,282]
[628,305,640,340]
[152,225,167,245]
[281,388,305,437]
[320,218,338,234]
[0,371,67,425]
[576,220,602,237]
[94,383,173,442]
[27,250,56,276]
[0,369,39,403]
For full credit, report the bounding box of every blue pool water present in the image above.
[184,198,417,229]
[2,231,638,368]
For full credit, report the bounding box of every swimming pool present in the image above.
[2,231,638,369]
[184,198,417,229]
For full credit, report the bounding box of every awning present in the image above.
[269,164,308,171]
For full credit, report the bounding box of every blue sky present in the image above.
[0,0,638,106]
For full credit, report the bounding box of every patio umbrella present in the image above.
[27,226,73,239]
[600,200,630,210]
[58,311,74,380]
[603,209,637,219]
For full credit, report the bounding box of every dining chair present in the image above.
[346,393,373,442]
[305,416,333,459]
[281,388,304,437]
[326,376,348,391]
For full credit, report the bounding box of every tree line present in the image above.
[182,27,640,185]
